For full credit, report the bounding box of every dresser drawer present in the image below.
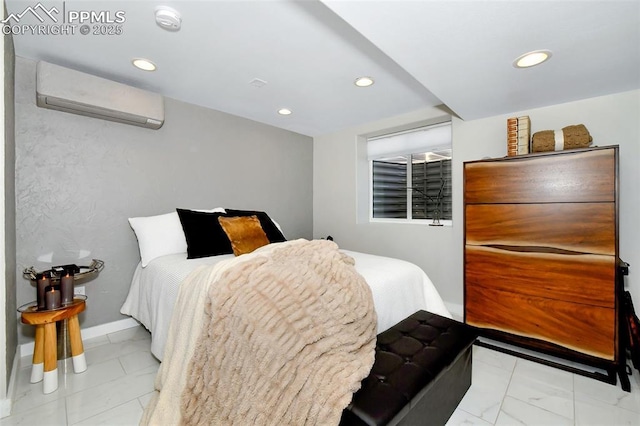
[466,285,615,360]
[464,148,616,204]
[464,245,615,308]
[465,203,615,255]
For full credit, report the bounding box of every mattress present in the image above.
[121,246,450,360]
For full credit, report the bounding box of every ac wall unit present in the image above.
[36,61,164,129]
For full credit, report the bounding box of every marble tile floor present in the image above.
[2,325,639,425]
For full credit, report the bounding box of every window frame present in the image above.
[367,122,452,226]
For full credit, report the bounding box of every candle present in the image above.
[60,270,74,305]
[36,272,51,310]
[45,285,61,310]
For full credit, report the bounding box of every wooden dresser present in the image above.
[463,146,627,388]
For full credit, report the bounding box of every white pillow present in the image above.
[271,219,284,236]
[193,208,226,213]
[129,208,225,267]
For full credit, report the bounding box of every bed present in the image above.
[121,245,450,361]
[121,208,451,424]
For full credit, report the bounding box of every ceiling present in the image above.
[5,0,640,137]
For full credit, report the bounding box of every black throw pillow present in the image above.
[176,209,233,258]
[224,209,286,243]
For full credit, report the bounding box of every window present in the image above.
[368,122,452,223]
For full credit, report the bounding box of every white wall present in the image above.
[314,90,640,314]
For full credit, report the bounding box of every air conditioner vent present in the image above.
[36,61,164,130]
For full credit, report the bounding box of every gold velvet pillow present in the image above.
[217,215,270,256]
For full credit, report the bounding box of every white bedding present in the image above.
[121,242,450,361]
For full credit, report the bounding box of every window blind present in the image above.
[372,160,407,218]
[411,158,452,220]
[367,121,451,160]
[370,121,452,220]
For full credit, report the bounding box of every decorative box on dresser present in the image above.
[463,145,630,391]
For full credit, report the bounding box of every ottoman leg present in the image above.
[30,325,44,383]
[68,315,87,373]
[43,322,58,394]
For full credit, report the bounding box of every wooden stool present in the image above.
[20,299,87,394]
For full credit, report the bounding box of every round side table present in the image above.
[19,297,88,394]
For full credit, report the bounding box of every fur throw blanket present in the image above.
[141,239,377,425]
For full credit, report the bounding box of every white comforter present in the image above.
[121,241,450,360]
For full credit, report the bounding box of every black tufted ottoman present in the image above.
[340,310,477,426]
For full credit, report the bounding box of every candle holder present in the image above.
[24,259,104,284]
[24,260,104,307]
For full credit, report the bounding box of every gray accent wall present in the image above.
[14,57,313,345]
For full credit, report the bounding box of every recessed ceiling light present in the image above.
[513,50,552,68]
[132,58,156,71]
[354,76,374,87]
[278,108,292,116]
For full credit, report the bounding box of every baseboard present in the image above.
[444,302,463,321]
[19,317,140,358]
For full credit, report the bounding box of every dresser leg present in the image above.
[618,365,631,392]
